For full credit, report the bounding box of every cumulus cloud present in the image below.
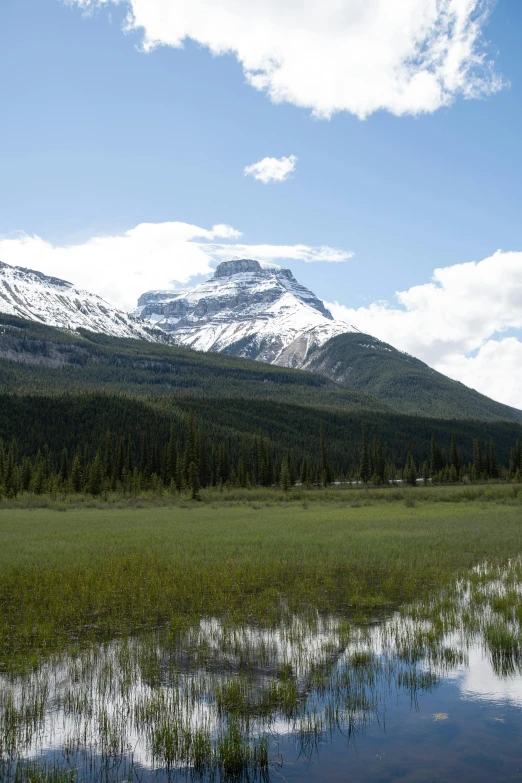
[0,221,352,311]
[244,155,297,184]
[327,250,522,408]
[67,0,503,119]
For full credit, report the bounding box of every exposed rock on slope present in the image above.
[134,259,356,363]
[0,261,163,341]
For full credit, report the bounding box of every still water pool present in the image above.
[2,563,522,782]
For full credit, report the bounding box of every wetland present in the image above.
[1,485,522,781]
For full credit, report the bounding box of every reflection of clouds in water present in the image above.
[4,562,522,777]
[457,647,522,707]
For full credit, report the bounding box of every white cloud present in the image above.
[205,243,353,264]
[244,155,297,184]
[67,0,503,119]
[0,221,352,311]
[327,250,522,408]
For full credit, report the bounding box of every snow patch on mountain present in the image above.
[134,259,358,364]
[0,261,162,341]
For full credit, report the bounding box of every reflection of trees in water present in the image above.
[2,559,522,781]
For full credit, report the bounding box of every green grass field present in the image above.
[1,485,521,665]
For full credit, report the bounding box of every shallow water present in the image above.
[2,563,522,782]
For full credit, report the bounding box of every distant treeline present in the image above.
[1,412,521,499]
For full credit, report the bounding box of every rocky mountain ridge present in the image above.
[0,260,163,341]
[134,258,357,365]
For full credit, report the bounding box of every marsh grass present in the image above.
[2,489,522,780]
[3,558,522,782]
[1,489,522,665]
[1,483,520,512]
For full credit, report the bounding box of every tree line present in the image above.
[1,417,521,500]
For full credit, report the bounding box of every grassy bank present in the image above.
[1,485,521,664]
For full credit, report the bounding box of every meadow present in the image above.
[1,484,521,663]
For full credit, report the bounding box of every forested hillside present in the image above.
[301,332,522,423]
[1,314,522,483]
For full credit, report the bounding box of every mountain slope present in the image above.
[135,258,522,423]
[0,260,163,341]
[134,258,354,363]
[300,332,522,422]
[1,314,521,471]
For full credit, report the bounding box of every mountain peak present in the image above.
[214,259,262,277]
[134,257,355,364]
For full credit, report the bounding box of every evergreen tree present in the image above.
[300,455,312,487]
[473,437,484,479]
[21,457,32,491]
[103,430,113,481]
[59,447,69,483]
[125,435,134,473]
[218,440,230,484]
[279,458,291,492]
[115,436,126,483]
[4,440,19,497]
[450,433,461,475]
[488,437,498,479]
[165,426,177,484]
[319,422,331,486]
[404,453,417,486]
[71,454,83,493]
[175,456,184,494]
[430,433,438,477]
[188,460,200,500]
[89,450,103,496]
[0,439,5,486]
[372,437,385,484]
[359,424,371,484]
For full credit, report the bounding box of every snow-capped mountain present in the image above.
[133,259,357,366]
[0,261,162,341]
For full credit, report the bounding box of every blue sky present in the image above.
[1,0,522,406]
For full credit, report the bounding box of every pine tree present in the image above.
[450,433,461,476]
[175,457,184,494]
[430,433,438,477]
[300,455,312,487]
[31,453,47,495]
[359,424,371,484]
[89,450,103,496]
[21,457,33,491]
[4,440,19,498]
[59,447,69,483]
[188,461,200,500]
[510,440,521,477]
[115,437,126,483]
[165,426,177,483]
[473,437,484,479]
[125,435,134,473]
[218,441,230,484]
[279,458,291,492]
[372,437,385,484]
[71,454,83,493]
[319,422,331,486]
[199,431,209,488]
[404,453,417,486]
[0,439,5,487]
[488,437,498,479]
[103,430,113,481]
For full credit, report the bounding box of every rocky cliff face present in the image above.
[0,261,163,341]
[133,259,357,364]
